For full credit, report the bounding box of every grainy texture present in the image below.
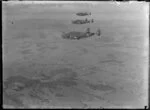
[3,2,148,109]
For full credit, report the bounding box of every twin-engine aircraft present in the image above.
[72,19,94,24]
[76,12,91,16]
[62,28,101,40]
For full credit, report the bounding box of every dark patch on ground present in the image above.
[3,66,80,107]
[86,82,115,92]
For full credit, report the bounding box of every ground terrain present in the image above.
[3,2,148,108]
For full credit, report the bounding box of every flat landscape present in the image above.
[3,2,148,108]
